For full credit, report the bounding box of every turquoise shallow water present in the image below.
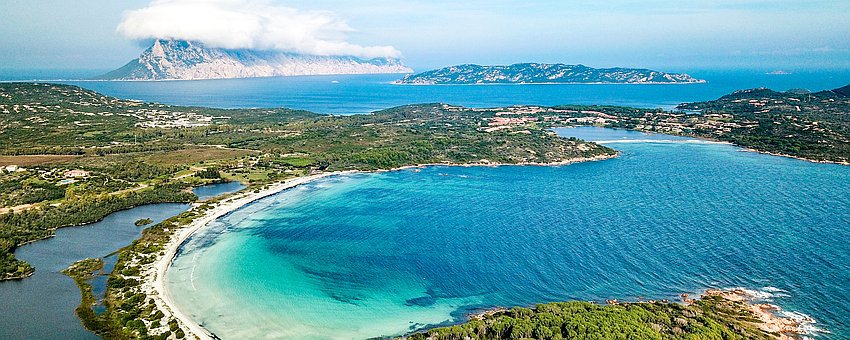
[167,127,850,339]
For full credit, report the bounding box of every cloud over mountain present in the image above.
[117,0,401,58]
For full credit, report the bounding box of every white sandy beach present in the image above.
[142,156,618,339]
[145,171,354,339]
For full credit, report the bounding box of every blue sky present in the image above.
[1,0,849,71]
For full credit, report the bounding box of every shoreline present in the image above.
[147,171,356,340]
[452,288,818,339]
[740,148,850,166]
[383,153,620,172]
[143,155,618,339]
[699,288,821,338]
[576,126,849,166]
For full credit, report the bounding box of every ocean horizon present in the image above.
[2,68,850,114]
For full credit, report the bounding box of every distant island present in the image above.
[394,63,705,85]
[97,39,413,81]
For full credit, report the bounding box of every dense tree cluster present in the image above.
[0,182,196,278]
[0,239,33,280]
[409,299,774,340]
[0,174,65,206]
[676,87,850,163]
[195,167,221,179]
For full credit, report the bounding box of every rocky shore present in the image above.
[386,153,620,172]
[411,288,821,340]
[699,289,819,339]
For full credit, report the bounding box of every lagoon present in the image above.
[0,203,190,340]
[193,181,247,201]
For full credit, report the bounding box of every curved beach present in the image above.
[145,150,841,339]
[135,135,850,339]
[146,171,353,339]
[143,156,619,339]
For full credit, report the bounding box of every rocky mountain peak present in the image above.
[97,39,412,80]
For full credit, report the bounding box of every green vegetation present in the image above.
[408,298,776,340]
[0,238,33,280]
[674,86,850,163]
[0,84,614,170]
[63,257,104,278]
[78,208,209,339]
[0,181,196,279]
[195,167,221,180]
[0,83,615,280]
[134,218,153,226]
[0,172,65,206]
[62,258,107,333]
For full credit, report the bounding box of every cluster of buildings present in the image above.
[0,165,91,186]
[132,108,228,128]
[2,84,230,130]
[1,165,25,173]
[458,106,621,133]
[444,104,762,137]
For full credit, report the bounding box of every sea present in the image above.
[1,69,849,339]
[165,127,850,339]
[2,69,850,114]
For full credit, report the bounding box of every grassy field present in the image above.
[0,155,80,166]
[141,147,256,166]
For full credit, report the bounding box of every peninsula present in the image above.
[407,289,813,339]
[675,85,850,163]
[394,63,705,85]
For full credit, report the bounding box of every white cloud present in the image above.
[117,0,401,58]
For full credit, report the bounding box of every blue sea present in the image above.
[2,69,850,114]
[166,128,850,339]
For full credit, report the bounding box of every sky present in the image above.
[1,0,849,72]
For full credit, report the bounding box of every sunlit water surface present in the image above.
[167,127,850,339]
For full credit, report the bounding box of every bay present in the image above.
[167,128,850,339]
